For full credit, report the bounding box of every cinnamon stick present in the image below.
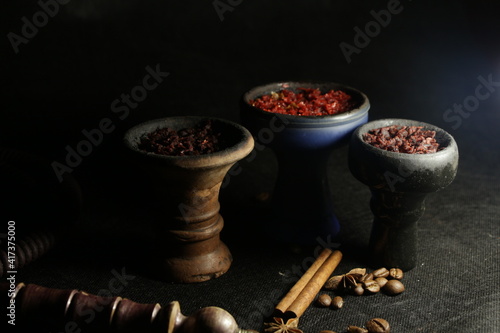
[274,248,333,315]
[285,250,342,318]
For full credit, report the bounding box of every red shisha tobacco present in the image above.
[250,88,354,116]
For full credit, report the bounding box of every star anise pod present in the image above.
[324,268,366,290]
[264,317,303,333]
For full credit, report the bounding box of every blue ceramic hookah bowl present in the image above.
[240,81,370,245]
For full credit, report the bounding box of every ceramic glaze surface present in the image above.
[241,82,370,244]
[349,118,459,193]
[348,118,459,270]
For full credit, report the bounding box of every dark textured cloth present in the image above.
[2,1,499,332]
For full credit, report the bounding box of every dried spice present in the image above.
[139,120,224,156]
[250,88,354,116]
[325,268,366,291]
[264,317,303,333]
[363,125,441,154]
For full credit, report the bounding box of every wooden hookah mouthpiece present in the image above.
[1,282,252,333]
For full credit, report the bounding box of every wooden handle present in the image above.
[1,282,242,333]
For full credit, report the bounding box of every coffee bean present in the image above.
[324,275,343,290]
[383,279,405,295]
[353,284,364,296]
[375,277,388,288]
[366,318,390,333]
[347,326,368,333]
[331,296,344,309]
[372,267,390,278]
[360,273,374,282]
[363,280,380,293]
[316,294,332,307]
[319,331,337,333]
[389,268,404,280]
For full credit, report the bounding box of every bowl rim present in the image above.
[241,81,370,126]
[123,116,255,168]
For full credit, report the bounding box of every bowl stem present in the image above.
[369,190,427,271]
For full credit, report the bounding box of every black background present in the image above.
[1,1,499,332]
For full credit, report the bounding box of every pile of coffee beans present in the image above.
[314,268,400,332]
[323,267,405,296]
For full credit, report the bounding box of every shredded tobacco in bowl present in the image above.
[250,88,355,116]
[362,125,442,154]
[138,119,225,156]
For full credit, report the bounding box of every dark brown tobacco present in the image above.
[363,125,441,154]
[139,120,224,156]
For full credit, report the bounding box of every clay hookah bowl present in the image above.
[240,82,370,244]
[124,116,254,283]
[348,118,459,271]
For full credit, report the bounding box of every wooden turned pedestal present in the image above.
[124,116,254,283]
[158,181,232,283]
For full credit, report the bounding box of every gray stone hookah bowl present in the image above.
[348,119,459,271]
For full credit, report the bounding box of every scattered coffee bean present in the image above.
[375,277,388,288]
[319,331,337,333]
[383,279,405,295]
[372,267,390,278]
[324,275,343,290]
[347,326,368,333]
[363,280,380,294]
[365,318,390,333]
[316,294,332,307]
[389,268,403,280]
[353,284,364,296]
[331,296,344,309]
